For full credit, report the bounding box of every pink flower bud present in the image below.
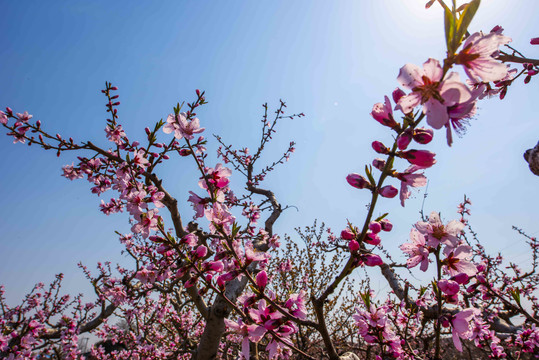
[372,141,390,155]
[400,149,436,167]
[412,127,434,144]
[341,228,355,240]
[207,261,224,272]
[364,232,381,246]
[149,235,165,243]
[380,219,393,231]
[490,25,503,34]
[438,279,460,295]
[256,270,268,289]
[346,173,371,189]
[0,112,7,125]
[392,88,406,103]
[369,222,382,234]
[379,185,398,198]
[179,149,192,156]
[221,271,238,282]
[451,273,470,285]
[363,254,383,267]
[217,276,226,289]
[145,127,151,135]
[196,89,201,96]
[348,240,360,252]
[195,245,207,258]
[476,263,486,272]
[372,158,386,171]
[397,129,413,150]
[370,96,398,128]
[530,37,539,45]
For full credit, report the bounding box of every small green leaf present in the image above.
[511,288,521,304]
[374,213,389,222]
[455,0,480,46]
[365,165,376,186]
[444,6,457,53]
[360,291,371,308]
[231,222,241,238]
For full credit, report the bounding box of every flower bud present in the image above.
[217,275,226,289]
[149,235,165,243]
[438,279,459,295]
[179,149,192,156]
[348,240,360,252]
[397,129,413,150]
[392,88,406,104]
[207,261,224,272]
[379,185,398,198]
[380,219,393,232]
[412,127,434,144]
[372,158,386,171]
[341,228,355,240]
[476,263,486,272]
[256,270,268,289]
[346,173,371,189]
[195,245,208,258]
[400,149,436,167]
[369,221,382,234]
[372,141,390,155]
[145,127,151,135]
[371,96,398,128]
[363,254,383,267]
[364,232,381,246]
[451,273,470,285]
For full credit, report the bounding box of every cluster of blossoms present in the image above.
[353,297,405,359]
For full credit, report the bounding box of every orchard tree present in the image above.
[2,1,539,359]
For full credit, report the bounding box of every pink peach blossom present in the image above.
[400,228,430,271]
[397,59,473,129]
[457,31,512,83]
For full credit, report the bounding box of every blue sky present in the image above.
[1,0,538,303]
